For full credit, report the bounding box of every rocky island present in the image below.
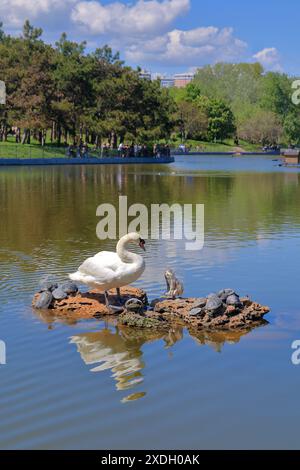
[32,281,269,331]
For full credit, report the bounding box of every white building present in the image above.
[174,73,195,88]
[139,70,151,80]
[160,78,175,88]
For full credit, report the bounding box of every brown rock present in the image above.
[240,296,252,307]
[32,286,147,320]
[225,305,237,316]
[32,286,270,332]
[153,297,269,331]
[118,311,170,329]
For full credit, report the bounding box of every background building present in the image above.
[139,70,195,89]
[139,69,152,80]
[174,73,195,88]
[160,78,175,88]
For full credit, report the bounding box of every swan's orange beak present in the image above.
[139,239,146,251]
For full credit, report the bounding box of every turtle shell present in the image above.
[39,281,58,292]
[226,294,242,307]
[52,287,68,300]
[60,281,78,294]
[218,289,235,301]
[34,291,53,309]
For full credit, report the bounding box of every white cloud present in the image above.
[253,47,282,71]
[125,26,247,66]
[71,0,190,37]
[0,0,77,28]
[69,1,246,67]
[0,0,280,73]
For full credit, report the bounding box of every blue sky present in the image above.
[0,0,299,75]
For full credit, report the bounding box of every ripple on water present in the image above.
[1,161,300,449]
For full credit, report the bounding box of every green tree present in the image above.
[186,82,202,101]
[0,21,5,42]
[22,20,43,42]
[283,112,300,144]
[238,109,282,145]
[197,97,236,141]
[193,62,264,110]
[177,100,207,141]
[260,72,292,117]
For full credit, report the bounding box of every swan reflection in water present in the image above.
[70,326,183,402]
[69,322,266,402]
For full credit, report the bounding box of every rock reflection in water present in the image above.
[70,322,266,401]
[189,322,268,353]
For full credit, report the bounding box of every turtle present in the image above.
[125,298,144,313]
[205,295,223,317]
[226,294,242,308]
[189,307,204,317]
[218,289,235,302]
[39,280,58,293]
[60,281,78,295]
[34,291,53,309]
[191,297,207,309]
[52,287,68,301]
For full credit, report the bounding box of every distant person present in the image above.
[153,144,157,157]
[155,144,161,158]
[76,146,82,158]
[129,143,135,157]
[118,142,124,157]
[66,144,75,158]
[142,144,148,157]
[82,143,89,158]
[122,145,128,158]
[102,143,109,157]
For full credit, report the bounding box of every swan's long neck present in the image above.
[116,235,143,265]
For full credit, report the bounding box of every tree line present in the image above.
[1,21,299,148]
[0,21,175,147]
[171,62,300,146]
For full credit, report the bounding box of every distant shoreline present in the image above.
[0,152,282,166]
[0,156,175,166]
[173,150,281,156]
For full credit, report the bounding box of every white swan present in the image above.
[69,233,146,311]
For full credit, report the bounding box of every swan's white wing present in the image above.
[70,248,144,288]
[77,251,123,284]
[78,257,117,284]
[92,251,121,270]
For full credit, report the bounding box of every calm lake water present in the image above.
[1,154,300,449]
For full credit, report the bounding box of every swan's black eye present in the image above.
[139,238,146,251]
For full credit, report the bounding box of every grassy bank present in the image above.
[0,137,263,159]
[0,140,66,159]
[170,138,262,152]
